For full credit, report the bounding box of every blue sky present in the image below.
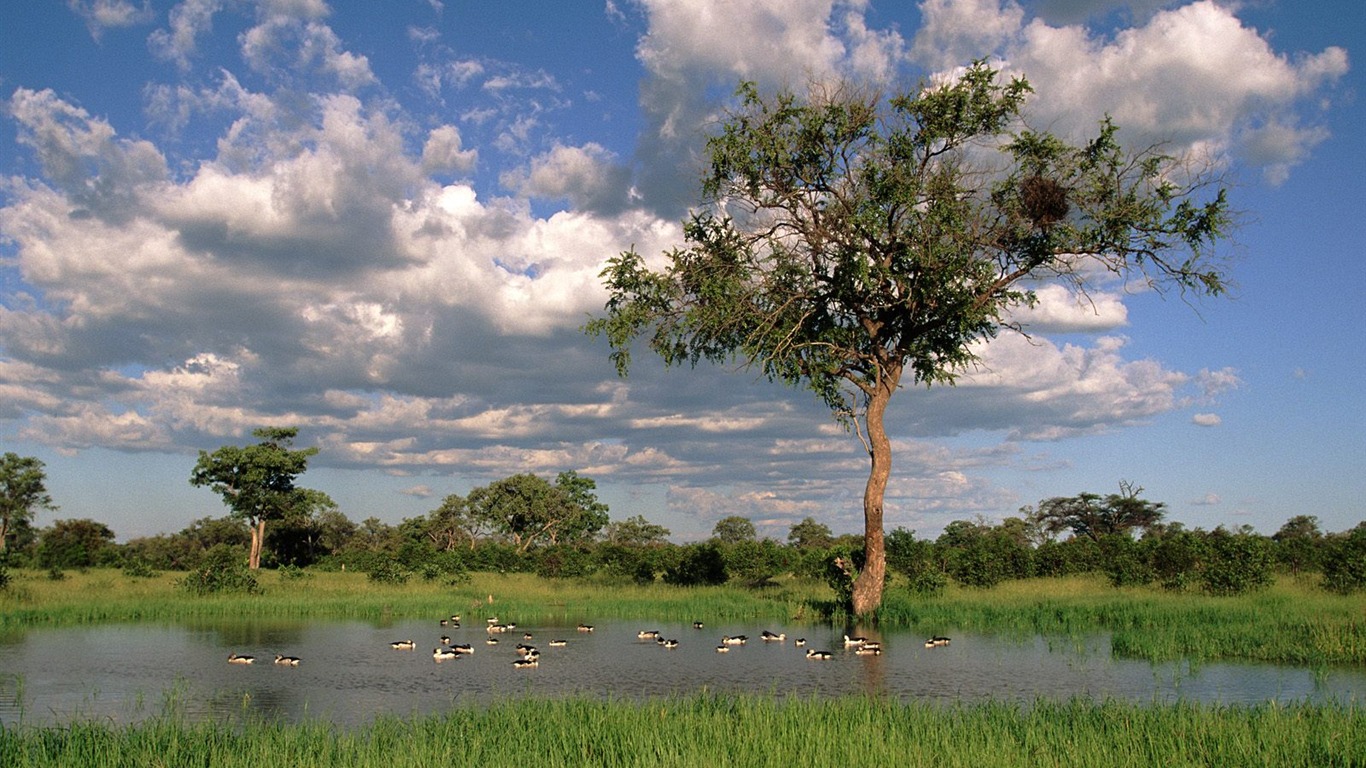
[0,0,1360,543]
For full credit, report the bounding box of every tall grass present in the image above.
[2,569,1361,665]
[1,694,1360,767]
[874,575,1366,666]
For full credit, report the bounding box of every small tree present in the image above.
[587,62,1229,614]
[602,515,672,547]
[787,517,835,550]
[711,516,757,544]
[0,452,58,554]
[466,472,609,554]
[190,427,322,570]
[37,518,116,569]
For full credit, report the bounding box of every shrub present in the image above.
[885,528,947,596]
[534,545,595,579]
[1321,524,1366,594]
[122,558,158,579]
[366,559,411,585]
[663,543,728,586]
[1199,528,1274,596]
[1100,535,1153,588]
[277,563,310,581]
[180,544,261,595]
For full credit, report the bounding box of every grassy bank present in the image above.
[2,569,1362,665]
[2,694,1360,768]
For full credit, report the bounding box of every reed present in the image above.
[1,694,1360,767]
[874,575,1366,666]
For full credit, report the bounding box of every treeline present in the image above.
[5,483,1365,598]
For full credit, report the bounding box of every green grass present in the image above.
[1,694,1360,767]
[2,569,1362,665]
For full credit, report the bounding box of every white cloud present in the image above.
[149,0,223,68]
[1191,412,1221,427]
[911,0,1348,180]
[67,0,154,39]
[421,125,478,175]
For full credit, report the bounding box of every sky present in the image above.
[0,0,1361,544]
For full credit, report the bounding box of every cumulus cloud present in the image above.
[911,0,1348,181]
[68,0,154,39]
[0,0,1346,532]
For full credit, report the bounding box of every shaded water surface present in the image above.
[1,618,1361,727]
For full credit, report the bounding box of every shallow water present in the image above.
[1,618,1361,727]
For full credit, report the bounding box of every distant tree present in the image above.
[37,518,116,569]
[1032,483,1166,543]
[0,452,57,554]
[466,472,609,554]
[422,494,489,551]
[787,517,835,550]
[1272,514,1324,576]
[586,62,1230,614]
[711,516,757,544]
[190,427,323,569]
[264,492,341,567]
[602,515,672,547]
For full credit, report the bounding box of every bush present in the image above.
[122,558,158,579]
[663,543,728,586]
[1099,535,1153,588]
[366,559,411,585]
[1321,524,1366,594]
[534,545,595,579]
[180,544,261,595]
[1199,529,1274,596]
[885,528,947,596]
[277,563,310,581]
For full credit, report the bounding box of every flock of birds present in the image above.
[226,614,952,668]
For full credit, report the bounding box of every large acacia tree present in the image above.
[190,427,327,570]
[586,62,1230,615]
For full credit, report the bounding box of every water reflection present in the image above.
[0,618,1360,728]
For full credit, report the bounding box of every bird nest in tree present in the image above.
[1020,175,1070,228]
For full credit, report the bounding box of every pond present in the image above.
[2,617,1362,727]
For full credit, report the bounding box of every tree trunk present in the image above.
[851,380,894,616]
[249,518,266,570]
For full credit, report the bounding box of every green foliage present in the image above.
[601,515,671,547]
[885,528,947,596]
[1321,523,1366,594]
[533,544,595,579]
[786,517,834,550]
[189,427,326,570]
[277,563,309,581]
[0,452,58,553]
[466,472,609,553]
[37,518,116,569]
[1033,485,1166,543]
[663,543,728,586]
[937,520,1034,589]
[721,539,790,586]
[366,559,411,585]
[1099,534,1154,588]
[122,558,159,579]
[710,516,756,544]
[179,544,261,596]
[1199,527,1275,596]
